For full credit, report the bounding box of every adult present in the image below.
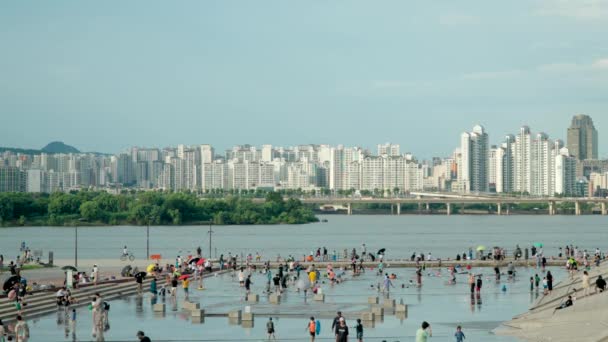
[415,321,432,342]
[546,271,554,294]
[468,274,475,294]
[596,275,606,293]
[582,271,591,297]
[92,264,99,286]
[556,296,573,310]
[137,330,151,342]
[266,317,276,340]
[331,311,343,335]
[245,275,252,295]
[14,315,29,342]
[336,318,349,342]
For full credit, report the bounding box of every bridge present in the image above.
[253,196,608,216]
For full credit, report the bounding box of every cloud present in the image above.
[537,0,608,19]
[538,58,608,72]
[592,58,608,69]
[461,70,522,80]
[537,63,581,72]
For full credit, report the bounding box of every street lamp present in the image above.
[146,218,150,261]
[74,218,86,268]
[208,220,213,259]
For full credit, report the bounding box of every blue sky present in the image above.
[1,1,607,158]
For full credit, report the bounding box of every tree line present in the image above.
[0,191,318,226]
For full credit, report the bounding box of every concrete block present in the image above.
[228,317,241,325]
[368,296,379,304]
[229,310,242,319]
[153,303,165,312]
[269,293,281,304]
[396,312,407,321]
[396,304,407,313]
[314,294,325,302]
[242,320,254,328]
[191,315,204,324]
[383,299,396,308]
[361,312,375,321]
[246,294,259,303]
[371,306,384,317]
[191,309,205,317]
[242,312,254,321]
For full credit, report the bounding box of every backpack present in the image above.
[103,302,110,311]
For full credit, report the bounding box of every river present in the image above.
[1,215,606,262]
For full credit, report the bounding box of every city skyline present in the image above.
[1,115,605,197]
[1,114,602,161]
[1,1,607,157]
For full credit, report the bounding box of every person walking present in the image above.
[331,311,343,336]
[245,275,252,295]
[355,318,363,342]
[183,277,190,299]
[546,271,554,295]
[476,276,483,293]
[416,321,432,342]
[266,317,276,340]
[92,264,99,286]
[582,271,590,297]
[307,317,317,342]
[14,315,30,342]
[454,326,465,342]
[468,274,475,294]
[336,318,349,342]
[596,275,606,293]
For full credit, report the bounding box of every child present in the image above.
[355,318,363,342]
[455,325,466,342]
[529,277,534,291]
[183,278,190,299]
[543,277,548,294]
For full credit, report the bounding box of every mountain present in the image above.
[41,141,80,154]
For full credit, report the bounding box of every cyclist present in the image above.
[123,246,129,257]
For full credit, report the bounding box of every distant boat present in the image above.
[321,219,329,223]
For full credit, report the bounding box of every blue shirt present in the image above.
[455,331,465,342]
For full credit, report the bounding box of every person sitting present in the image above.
[596,275,606,293]
[556,295,573,310]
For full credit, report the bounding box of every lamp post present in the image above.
[146,218,150,260]
[208,220,213,259]
[74,218,86,268]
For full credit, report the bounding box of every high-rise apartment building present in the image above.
[459,125,489,193]
[0,166,26,192]
[555,147,577,196]
[514,126,532,194]
[567,114,598,161]
[377,143,400,157]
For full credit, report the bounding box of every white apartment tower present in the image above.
[514,126,532,194]
[459,125,489,193]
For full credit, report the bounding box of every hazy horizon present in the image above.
[1,1,606,158]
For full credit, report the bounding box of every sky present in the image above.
[1,1,607,158]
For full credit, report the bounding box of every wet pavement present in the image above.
[25,265,567,341]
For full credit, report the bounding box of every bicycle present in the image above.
[120,253,135,261]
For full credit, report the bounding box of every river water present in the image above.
[0,215,606,262]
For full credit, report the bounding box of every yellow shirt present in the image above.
[183,279,189,288]
[309,272,316,283]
